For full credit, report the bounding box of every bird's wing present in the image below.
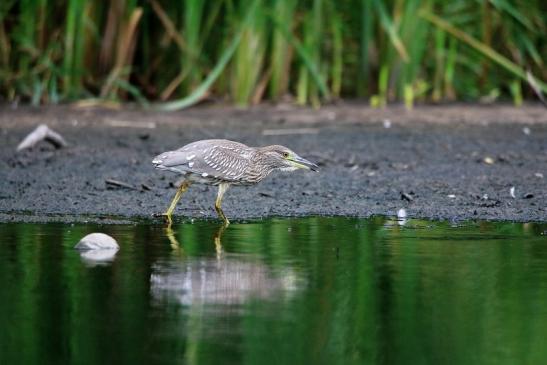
[198,144,255,181]
[153,141,254,182]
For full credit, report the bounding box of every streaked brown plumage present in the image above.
[153,139,318,226]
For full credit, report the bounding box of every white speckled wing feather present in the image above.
[153,139,256,184]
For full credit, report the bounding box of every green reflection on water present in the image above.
[0,218,546,365]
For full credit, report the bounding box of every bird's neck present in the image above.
[249,150,279,180]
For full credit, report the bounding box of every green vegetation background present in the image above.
[0,0,545,108]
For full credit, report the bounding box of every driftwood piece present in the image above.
[16,124,68,151]
[105,179,138,190]
[401,192,414,202]
[527,71,547,108]
[261,128,319,136]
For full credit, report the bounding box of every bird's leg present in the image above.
[213,224,227,259]
[165,225,182,251]
[163,180,191,226]
[214,183,230,226]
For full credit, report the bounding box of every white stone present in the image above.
[75,233,119,250]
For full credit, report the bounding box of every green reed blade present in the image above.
[432,28,445,102]
[490,0,533,31]
[271,11,330,101]
[377,64,388,107]
[331,12,343,98]
[371,0,408,62]
[231,0,267,106]
[444,37,457,100]
[509,79,522,106]
[420,9,547,93]
[269,0,296,100]
[156,0,259,111]
[181,0,205,93]
[64,0,86,97]
[397,0,430,103]
[358,0,373,96]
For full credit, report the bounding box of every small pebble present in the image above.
[397,208,407,226]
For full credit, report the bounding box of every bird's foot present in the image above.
[153,212,173,226]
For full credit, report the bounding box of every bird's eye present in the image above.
[282,152,290,158]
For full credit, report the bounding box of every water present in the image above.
[0,217,546,365]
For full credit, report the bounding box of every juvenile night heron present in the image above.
[153,139,318,226]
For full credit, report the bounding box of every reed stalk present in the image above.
[0,0,544,107]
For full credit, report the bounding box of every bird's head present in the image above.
[259,145,319,172]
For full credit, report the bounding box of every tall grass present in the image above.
[230,0,267,105]
[268,0,296,100]
[0,0,545,108]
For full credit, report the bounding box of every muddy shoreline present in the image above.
[1,104,546,223]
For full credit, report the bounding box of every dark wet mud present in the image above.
[1,104,546,223]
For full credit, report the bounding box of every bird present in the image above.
[152,139,318,226]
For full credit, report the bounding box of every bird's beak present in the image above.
[291,155,319,171]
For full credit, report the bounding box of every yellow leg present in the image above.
[214,183,230,226]
[163,180,191,226]
[165,225,182,251]
[213,223,227,259]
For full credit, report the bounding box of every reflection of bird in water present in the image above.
[165,224,226,258]
[153,139,318,226]
[150,257,301,306]
[158,223,301,306]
